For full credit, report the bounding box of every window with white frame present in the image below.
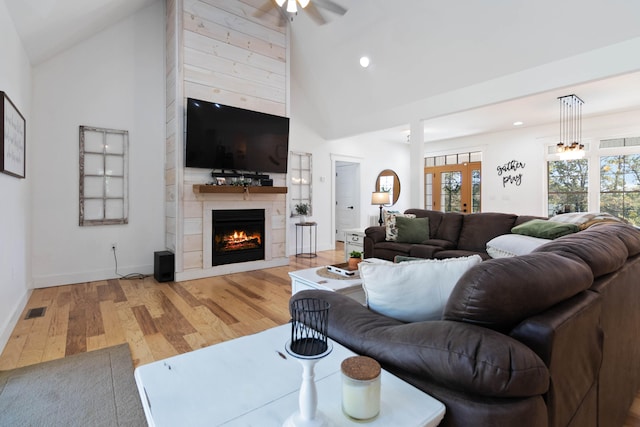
[546,137,640,226]
[79,126,129,226]
[290,151,312,217]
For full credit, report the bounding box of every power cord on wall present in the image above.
[112,246,147,280]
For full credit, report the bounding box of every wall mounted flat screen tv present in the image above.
[185,98,290,174]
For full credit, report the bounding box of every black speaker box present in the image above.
[260,179,273,186]
[154,251,174,282]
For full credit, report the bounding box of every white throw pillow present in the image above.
[486,234,551,258]
[359,255,482,322]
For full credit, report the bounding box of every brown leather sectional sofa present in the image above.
[292,212,640,427]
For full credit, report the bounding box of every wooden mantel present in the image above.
[193,185,287,194]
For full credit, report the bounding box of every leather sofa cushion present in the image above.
[457,213,517,252]
[444,252,593,333]
[533,224,629,278]
[291,290,550,398]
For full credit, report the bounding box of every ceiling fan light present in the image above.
[287,0,298,13]
[298,0,310,7]
[275,0,286,6]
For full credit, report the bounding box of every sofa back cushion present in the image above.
[456,212,517,252]
[443,252,594,333]
[532,224,630,278]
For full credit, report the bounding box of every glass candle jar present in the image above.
[341,356,381,421]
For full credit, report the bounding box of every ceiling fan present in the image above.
[255,0,348,26]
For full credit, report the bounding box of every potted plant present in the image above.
[295,203,310,223]
[348,250,362,269]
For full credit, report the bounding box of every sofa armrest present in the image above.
[510,291,602,427]
[364,226,386,243]
[291,290,549,398]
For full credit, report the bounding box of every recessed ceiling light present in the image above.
[359,56,370,68]
[513,121,524,126]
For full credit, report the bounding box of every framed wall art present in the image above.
[1,91,26,179]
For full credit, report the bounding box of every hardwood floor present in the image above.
[0,246,343,370]
[1,244,638,426]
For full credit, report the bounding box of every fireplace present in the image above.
[212,209,265,266]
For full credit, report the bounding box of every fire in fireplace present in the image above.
[212,209,265,266]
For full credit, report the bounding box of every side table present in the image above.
[295,221,317,258]
[343,228,365,261]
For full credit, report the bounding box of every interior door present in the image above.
[425,162,481,213]
[335,161,360,241]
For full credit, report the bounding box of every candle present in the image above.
[341,356,381,421]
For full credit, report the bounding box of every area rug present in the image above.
[0,344,145,426]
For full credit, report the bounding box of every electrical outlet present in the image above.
[111,243,117,251]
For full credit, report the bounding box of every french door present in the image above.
[424,162,481,213]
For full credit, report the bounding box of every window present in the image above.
[290,151,312,217]
[546,137,640,226]
[79,126,128,226]
[547,159,589,216]
[600,154,640,225]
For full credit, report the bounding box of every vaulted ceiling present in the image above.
[6,0,640,143]
[289,0,640,141]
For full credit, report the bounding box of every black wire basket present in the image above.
[289,298,330,357]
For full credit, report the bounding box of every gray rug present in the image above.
[0,344,146,427]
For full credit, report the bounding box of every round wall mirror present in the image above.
[376,169,401,206]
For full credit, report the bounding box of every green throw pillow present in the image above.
[511,219,579,239]
[396,216,430,244]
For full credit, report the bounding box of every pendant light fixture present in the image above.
[556,94,585,159]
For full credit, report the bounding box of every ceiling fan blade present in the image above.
[314,0,347,15]
[305,3,327,25]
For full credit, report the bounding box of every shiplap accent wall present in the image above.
[165,0,289,279]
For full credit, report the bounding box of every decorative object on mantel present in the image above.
[556,94,585,160]
[284,298,332,427]
[1,91,26,179]
[210,170,272,187]
[371,192,391,226]
[192,184,287,194]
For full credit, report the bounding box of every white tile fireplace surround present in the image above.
[176,192,288,282]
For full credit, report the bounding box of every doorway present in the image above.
[425,162,481,213]
[335,161,361,243]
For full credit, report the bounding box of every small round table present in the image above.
[295,222,318,258]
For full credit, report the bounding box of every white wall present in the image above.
[424,108,640,217]
[0,0,33,348]
[30,1,166,287]
[288,117,410,253]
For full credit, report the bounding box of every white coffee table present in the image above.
[134,324,445,427]
[289,266,366,304]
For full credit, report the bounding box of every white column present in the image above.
[409,120,425,209]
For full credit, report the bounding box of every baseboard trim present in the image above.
[176,257,289,282]
[32,264,154,288]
